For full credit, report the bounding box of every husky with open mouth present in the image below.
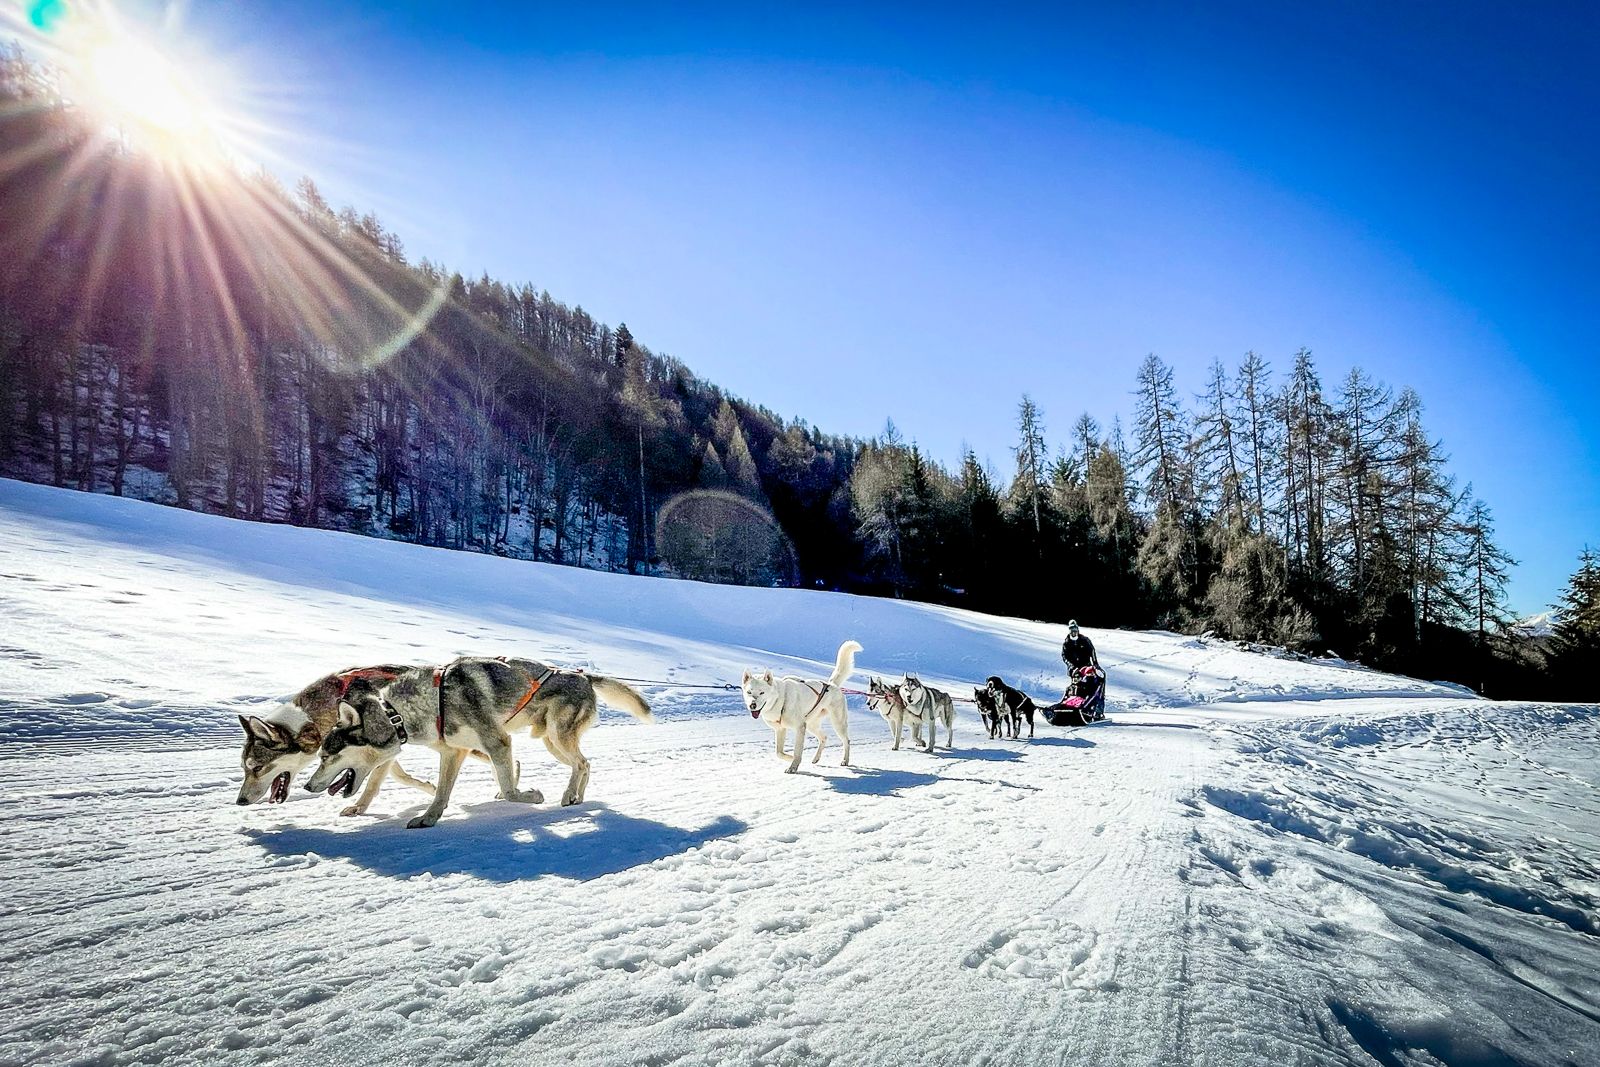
[304,656,653,829]
[742,641,860,773]
[235,665,438,814]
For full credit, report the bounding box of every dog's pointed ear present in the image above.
[337,701,361,729]
[763,669,773,683]
[243,716,276,742]
[742,669,750,682]
[296,723,323,750]
[239,714,255,738]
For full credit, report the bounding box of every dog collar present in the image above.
[380,698,409,744]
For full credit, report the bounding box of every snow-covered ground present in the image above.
[1,477,1596,1066]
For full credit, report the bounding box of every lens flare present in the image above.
[0,0,451,417]
[79,37,212,141]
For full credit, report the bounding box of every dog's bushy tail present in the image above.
[589,676,655,723]
[829,640,863,689]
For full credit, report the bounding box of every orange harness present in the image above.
[427,660,558,741]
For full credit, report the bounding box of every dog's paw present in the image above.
[339,804,365,817]
[505,788,543,804]
[560,790,581,806]
[406,814,438,829]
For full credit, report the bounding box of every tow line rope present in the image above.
[606,677,741,691]
[604,676,977,704]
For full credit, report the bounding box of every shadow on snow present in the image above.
[242,802,746,883]
[1024,734,1097,749]
[823,766,942,796]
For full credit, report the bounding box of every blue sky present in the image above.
[177,2,1600,612]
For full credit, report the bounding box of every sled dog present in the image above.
[897,674,955,752]
[973,686,1005,740]
[236,665,438,811]
[865,676,924,751]
[305,657,653,829]
[743,641,860,773]
[985,676,1037,740]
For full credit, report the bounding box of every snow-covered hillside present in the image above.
[1,478,1596,1066]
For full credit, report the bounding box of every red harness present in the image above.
[431,666,448,739]
[334,667,403,698]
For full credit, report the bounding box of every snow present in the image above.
[1515,610,1563,639]
[1,476,1597,1066]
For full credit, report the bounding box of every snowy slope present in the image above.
[1,478,1597,1067]
[1515,610,1562,639]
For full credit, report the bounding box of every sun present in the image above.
[69,30,230,165]
[82,37,208,138]
[15,2,244,171]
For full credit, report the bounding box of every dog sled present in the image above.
[1041,666,1106,727]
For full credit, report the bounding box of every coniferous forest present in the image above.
[1,51,1589,699]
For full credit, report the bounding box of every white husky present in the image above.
[742,640,860,773]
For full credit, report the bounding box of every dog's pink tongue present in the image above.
[269,773,290,804]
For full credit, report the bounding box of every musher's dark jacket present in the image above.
[1061,633,1099,670]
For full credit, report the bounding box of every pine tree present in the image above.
[1234,350,1275,530]
[1458,496,1513,647]
[1394,390,1462,641]
[954,449,1004,606]
[710,399,762,497]
[1330,367,1400,608]
[1550,549,1600,696]
[1070,412,1101,475]
[1132,354,1190,514]
[1193,358,1245,526]
[1133,354,1198,618]
[1011,394,1048,553]
[614,322,633,368]
[1280,348,1330,583]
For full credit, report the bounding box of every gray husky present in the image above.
[305,657,653,829]
[897,674,955,753]
[236,665,438,811]
[865,676,924,751]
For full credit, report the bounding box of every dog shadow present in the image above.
[939,745,1025,762]
[1026,735,1096,749]
[241,802,746,883]
[825,766,941,797]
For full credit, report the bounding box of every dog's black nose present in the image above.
[236,796,250,806]
[303,780,318,792]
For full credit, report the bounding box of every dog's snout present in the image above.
[302,779,318,792]
[235,796,250,806]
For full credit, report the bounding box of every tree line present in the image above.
[0,49,1581,698]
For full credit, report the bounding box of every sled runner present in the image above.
[1041,666,1106,727]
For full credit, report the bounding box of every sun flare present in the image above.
[69,30,229,165]
[83,37,206,135]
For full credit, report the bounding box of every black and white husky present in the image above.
[304,657,652,829]
[897,674,955,752]
[985,675,1037,740]
[742,641,860,773]
[973,686,1005,740]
